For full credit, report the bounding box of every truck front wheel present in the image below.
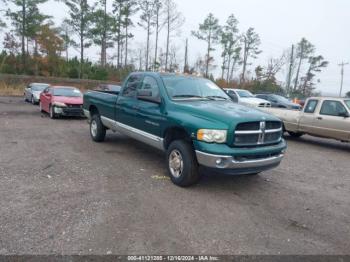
[288,131,303,138]
[166,140,200,187]
[90,114,106,142]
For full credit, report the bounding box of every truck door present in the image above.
[311,100,350,140]
[115,74,143,128]
[298,99,319,133]
[135,75,165,137]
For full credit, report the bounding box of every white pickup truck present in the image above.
[263,97,350,142]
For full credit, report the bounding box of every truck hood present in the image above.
[240,97,270,105]
[173,100,279,126]
[52,96,83,105]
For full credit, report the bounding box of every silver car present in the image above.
[24,83,50,105]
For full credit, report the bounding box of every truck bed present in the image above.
[83,90,119,121]
[261,107,302,132]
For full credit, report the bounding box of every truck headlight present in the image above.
[53,102,67,107]
[197,129,227,143]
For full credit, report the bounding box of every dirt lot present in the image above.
[0,96,349,255]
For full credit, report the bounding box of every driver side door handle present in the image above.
[317,116,323,120]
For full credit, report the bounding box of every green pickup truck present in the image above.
[83,72,286,187]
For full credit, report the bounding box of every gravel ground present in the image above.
[0,96,349,255]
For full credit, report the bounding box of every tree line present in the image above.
[0,0,328,97]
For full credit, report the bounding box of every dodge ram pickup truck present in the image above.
[263,97,350,142]
[83,72,287,187]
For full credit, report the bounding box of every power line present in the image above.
[338,61,349,97]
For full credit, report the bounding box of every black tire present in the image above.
[288,131,303,138]
[90,114,106,142]
[166,140,200,187]
[49,105,56,119]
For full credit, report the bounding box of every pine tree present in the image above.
[192,13,221,78]
[293,38,315,91]
[62,0,93,78]
[6,0,49,72]
[91,0,116,67]
[241,27,261,83]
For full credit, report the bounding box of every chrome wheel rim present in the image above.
[91,120,98,137]
[169,149,183,178]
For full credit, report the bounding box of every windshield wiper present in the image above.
[204,95,228,100]
[172,95,209,99]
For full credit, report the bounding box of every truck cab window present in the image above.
[139,76,160,98]
[227,90,238,102]
[122,75,142,97]
[304,100,318,113]
[320,100,347,117]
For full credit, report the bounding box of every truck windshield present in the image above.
[345,100,350,110]
[161,76,229,100]
[32,85,49,91]
[236,90,254,98]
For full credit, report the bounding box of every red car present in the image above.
[40,86,84,119]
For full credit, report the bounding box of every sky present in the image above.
[29,0,350,95]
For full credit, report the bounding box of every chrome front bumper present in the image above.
[195,150,284,170]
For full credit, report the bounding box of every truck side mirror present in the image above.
[137,90,161,104]
[137,90,152,97]
[338,111,349,118]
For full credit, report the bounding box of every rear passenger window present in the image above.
[304,100,318,113]
[122,75,142,97]
[320,100,347,117]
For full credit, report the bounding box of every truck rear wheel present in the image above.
[166,140,200,187]
[90,114,106,142]
[288,131,303,138]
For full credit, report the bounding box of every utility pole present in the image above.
[184,38,188,73]
[286,44,294,94]
[338,61,349,97]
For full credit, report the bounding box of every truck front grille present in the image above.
[234,121,282,146]
[258,103,271,108]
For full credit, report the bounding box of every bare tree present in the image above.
[122,0,138,66]
[264,53,287,81]
[138,0,156,70]
[152,0,164,70]
[164,0,184,71]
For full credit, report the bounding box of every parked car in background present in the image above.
[84,72,286,187]
[98,84,121,93]
[256,94,301,110]
[24,83,50,105]
[223,88,271,108]
[262,97,350,142]
[40,86,84,119]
